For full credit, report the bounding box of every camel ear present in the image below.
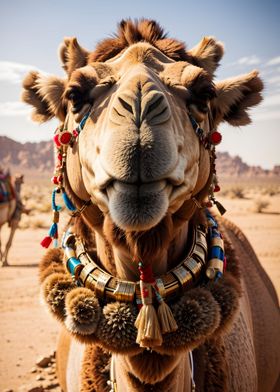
[21,71,67,123]
[186,37,224,76]
[59,37,89,75]
[211,70,263,127]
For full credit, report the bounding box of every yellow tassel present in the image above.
[157,300,178,334]
[135,281,163,348]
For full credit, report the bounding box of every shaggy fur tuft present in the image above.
[186,36,224,76]
[21,71,66,122]
[208,273,241,335]
[89,19,188,63]
[39,248,65,283]
[212,70,263,127]
[97,302,139,354]
[158,288,221,355]
[59,37,89,75]
[42,272,74,321]
[65,287,101,335]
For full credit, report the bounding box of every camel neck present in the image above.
[94,221,189,280]
[113,351,192,392]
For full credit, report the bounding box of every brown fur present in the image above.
[186,36,224,76]
[89,19,187,63]
[80,345,110,392]
[212,70,263,127]
[59,37,89,75]
[21,71,67,122]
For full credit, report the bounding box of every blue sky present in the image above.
[0,0,279,168]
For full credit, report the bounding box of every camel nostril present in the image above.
[118,97,133,114]
[146,95,164,115]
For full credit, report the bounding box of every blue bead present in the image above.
[210,246,224,260]
[67,257,81,275]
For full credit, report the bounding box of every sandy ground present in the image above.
[0,194,279,391]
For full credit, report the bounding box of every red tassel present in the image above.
[40,236,52,248]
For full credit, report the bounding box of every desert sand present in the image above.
[0,183,279,391]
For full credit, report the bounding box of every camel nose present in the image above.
[112,90,171,127]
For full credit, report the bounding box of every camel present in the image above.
[0,173,25,266]
[22,19,280,392]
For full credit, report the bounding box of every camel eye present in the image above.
[65,87,88,114]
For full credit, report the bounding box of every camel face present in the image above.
[68,44,211,231]
[22,20,263,234]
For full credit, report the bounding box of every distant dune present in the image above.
[0,135,279,178]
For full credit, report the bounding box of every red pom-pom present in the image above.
[214,185,220,192]
[40,236,52,248]
[53,134,61,147]
[210,131,222,145]
[59,131,72,145]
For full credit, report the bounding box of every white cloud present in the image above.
[261,93,280,108]
[265,56,280,67]
[0,101,30,116]
[237,55,261,66]
[253,109,280,121]
[0,61,46,84]
[266,75,280,85]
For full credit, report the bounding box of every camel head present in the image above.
[22,19,263,245]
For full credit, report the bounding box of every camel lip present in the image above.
[99,176,183,193]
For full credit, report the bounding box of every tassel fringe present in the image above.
[135,281,162,347]
[157,300,178,334]
[135,263,178,348]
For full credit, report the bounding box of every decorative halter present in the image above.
[41,105,226,348]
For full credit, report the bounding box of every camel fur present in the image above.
[22,19,280,392]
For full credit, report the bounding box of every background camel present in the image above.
[22,19,280,391]
[0,173,26,266]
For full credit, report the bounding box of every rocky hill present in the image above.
[0,136,279,178]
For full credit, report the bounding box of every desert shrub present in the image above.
[19,216,49,230]
[261,186,280,197]
[252,199,270,213]
[227,186,245,199]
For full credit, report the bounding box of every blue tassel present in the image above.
[62,190,76,211]
[49,222,58,237]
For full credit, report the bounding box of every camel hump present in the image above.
[219,217,280,391]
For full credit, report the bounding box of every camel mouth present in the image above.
[102,180,173,231]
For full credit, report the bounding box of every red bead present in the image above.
[57,153,62,161]
[53,134,61,147]
[210,131,222,145]
[73,129,79,137]
[214,185,220,192]
[51,176,59,185]
[58,175,63,183]
[59,131,72,145]
[205,201,213,208]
